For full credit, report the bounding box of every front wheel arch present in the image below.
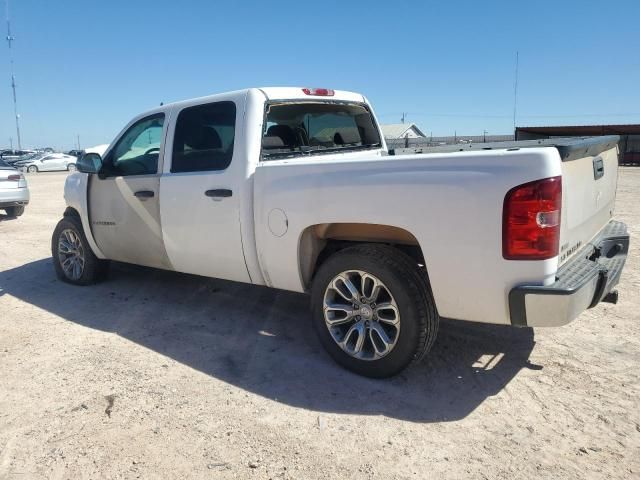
[63,206,81,219]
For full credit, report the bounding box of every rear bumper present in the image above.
[509,220,629,327]
[0,187,30,207]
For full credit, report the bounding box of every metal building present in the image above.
[515,124,640,165]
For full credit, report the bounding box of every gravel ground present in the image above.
[0,169,638,480]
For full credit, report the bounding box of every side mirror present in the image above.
[77,152,103,174]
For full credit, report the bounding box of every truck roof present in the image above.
[140,87,367,119]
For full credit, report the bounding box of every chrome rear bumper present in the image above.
[509,221,629,327]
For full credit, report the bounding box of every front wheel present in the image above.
[27,165,38,173]
[52,215,110,285]
[311,244,439,378]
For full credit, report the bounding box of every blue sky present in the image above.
[1,0,639,149]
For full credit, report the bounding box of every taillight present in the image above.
[503,176,562,260]
[302,87,335,96]
[7,174,22,181]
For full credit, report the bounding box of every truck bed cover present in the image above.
[390,135,620,162]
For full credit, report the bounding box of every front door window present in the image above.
[104,114,164,176]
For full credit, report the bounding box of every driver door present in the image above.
[40,155,56,171]
[88,113,172,269]
[50,155,66,170]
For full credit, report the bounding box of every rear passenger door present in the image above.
[159,96,251,283]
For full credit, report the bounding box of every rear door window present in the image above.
[171,101,236,173]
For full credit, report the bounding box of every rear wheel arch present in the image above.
[298,223,428,289]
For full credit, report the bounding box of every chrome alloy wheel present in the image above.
[323,270,400,361]
[57,228,85,281]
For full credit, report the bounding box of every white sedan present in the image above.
[19,153,78,173]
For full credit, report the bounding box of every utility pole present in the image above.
[401,112,406,124]
[483,130,488,143]
[513,51,519,132]
[5,0,22,150]
[77,134,80,150]
[454,130,457,144]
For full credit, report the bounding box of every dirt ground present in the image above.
[0,169,638,480]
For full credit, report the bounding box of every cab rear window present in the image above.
[262,102,381,160]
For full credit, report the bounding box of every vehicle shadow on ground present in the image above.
[0,212,19,222]
[0,258,540,423]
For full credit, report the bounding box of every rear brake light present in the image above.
[503,176,562,260]
[7,174,22,181]
[302,88,335,96]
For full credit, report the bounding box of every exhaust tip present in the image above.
[603,290,619,304]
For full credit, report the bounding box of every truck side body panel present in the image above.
[253,148,562,325]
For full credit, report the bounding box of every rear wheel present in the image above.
[311,244,439,378]
[5,205,25,217]
[27,165,38,173]
[52,215,109,285]
[67,163,76,172]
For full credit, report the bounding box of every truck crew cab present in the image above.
[52,87,629,377]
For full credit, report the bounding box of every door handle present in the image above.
[134,190,155,198]
[205,189,232,198]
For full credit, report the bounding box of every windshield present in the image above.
[262,102,381,159]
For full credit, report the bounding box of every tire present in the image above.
[67,163,76,172]
[27,165,38,173]
[5,205,25,217]
[311,244,439,378]
[51,215,110,285]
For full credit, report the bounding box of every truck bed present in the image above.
[389,135,620,162]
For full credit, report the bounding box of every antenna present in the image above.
[512,51,519,132]
[5,0,22,150]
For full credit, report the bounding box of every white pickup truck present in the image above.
[52,87,629,377]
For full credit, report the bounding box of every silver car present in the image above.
[0,158,29,217]
[17,153,77,173]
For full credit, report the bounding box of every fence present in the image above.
[385,134,514,150]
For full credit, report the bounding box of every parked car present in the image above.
[3,153,32,166]
[0,158,29,217]
[52,87,629,378]
[0,149,36,162]
[66,149,85,158]
[16,153,77,173]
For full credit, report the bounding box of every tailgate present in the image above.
[558,136,620,266]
